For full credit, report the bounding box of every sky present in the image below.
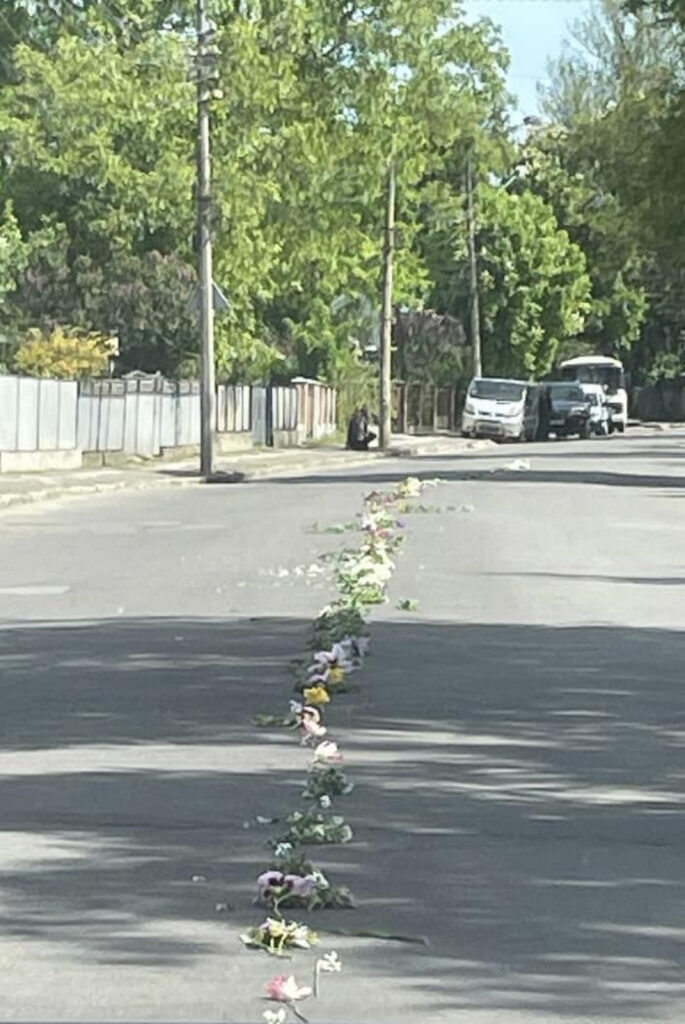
[464,0,594,116]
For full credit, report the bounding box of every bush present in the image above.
[334,365,378,431]
[13,326,115,379]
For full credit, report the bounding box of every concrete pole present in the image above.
[379,161,395,449]
[197,0,215,478]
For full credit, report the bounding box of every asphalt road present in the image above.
[0,429,684,1022]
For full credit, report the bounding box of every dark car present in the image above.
[545,382,592,439]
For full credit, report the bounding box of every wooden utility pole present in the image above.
[466,153,482,378]
[196,0,216,478]
[379,161,395,449]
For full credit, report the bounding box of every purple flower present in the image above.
[284,874,317,898]
[257,871,285,899]
[257,871,318,902]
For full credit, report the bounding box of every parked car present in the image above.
[545,382,592,439]
[580,383,613,435]
[461,377,539,442]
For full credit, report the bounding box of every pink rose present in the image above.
[266,974,312,1003]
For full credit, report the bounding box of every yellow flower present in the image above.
[303,685,330,706]
[328,666,345,686]
[265,918,288,939]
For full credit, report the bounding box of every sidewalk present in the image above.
[0,434,494,512]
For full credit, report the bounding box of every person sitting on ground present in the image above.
[346,405,377,451]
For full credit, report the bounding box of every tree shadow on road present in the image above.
[278,465,685,491]
[0,615,684,1020]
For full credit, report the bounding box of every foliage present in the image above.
[214,320,286,384]
[8,246,199,376]
[424,179,592,378]
[645,350,685,382]
[0,0,511,380]
[393,309,468,385]
[477,186,592,377]
[274,810,354,847]
[540,0,685,381]
[0,204,28,304]
[303,766,353,802]
[514,128,648,360]
[335,365,378,431]
[13,325,114,378]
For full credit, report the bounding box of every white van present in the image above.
[461,377,538,442]
[559,355,627,432]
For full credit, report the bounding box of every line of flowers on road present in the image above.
[242,475,440,1023]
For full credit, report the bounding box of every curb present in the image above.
[387,438,496,457]
[0,439,495,512]
[0,474,199,512]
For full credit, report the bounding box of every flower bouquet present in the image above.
[241,916,318,956]
[252,709,299,729]
[274,809,353,846]
[257,869,353,912]
[290,703,328,745]
[310,605,368,650]
[303,764,353,801]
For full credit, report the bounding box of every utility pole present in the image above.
[196,0,215,479]
[379,161,395,450]
[466,152,482,378]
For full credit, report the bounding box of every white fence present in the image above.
[0,376,78,453]
[0,374,337,461]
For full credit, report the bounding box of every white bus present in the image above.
[559,355,628,432]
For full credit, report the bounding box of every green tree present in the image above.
[514,127,648,359]
[541,0,685,380]
[0,0,512,382]
[476,185,592,377]
[0,204,28,303]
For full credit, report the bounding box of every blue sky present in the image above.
[464,0,593,115]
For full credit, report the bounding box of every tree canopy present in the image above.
[539,0,685,381]
[1,0,682,386]
[0,0,512,382]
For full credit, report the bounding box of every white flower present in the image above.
[319,795,331,809]
[300,714,327,743]
[402,476,423,496]
[291,924,313,948]
[263,1010,287,1024]
[313,740,342,764]
[266,975,312,1003]
[317,950,342,974]
[311,649,333,666]
[330,641,355,672]
[355,636,371,657]
[311,869,329,890]
[274,842,293,859]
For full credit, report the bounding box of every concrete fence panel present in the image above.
[1,373,338,466]
[0,376,78,452]
[16,378,39,451]
[55,381,78,449]
[217,384,251,434]
[0,376,20,450]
